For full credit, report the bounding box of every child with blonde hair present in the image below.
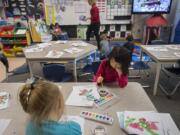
[19,79,81,135]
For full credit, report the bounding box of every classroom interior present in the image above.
[0,0,180,134]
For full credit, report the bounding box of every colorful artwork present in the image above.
[78,87,115,106]
[65,85,100,107]
[0,92,9,110]
[77,26,87,39]
[122,112,164,135]
[125,117,159,135]
[117,111,180,135]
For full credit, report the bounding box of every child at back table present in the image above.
[100,30,111,58]
[94,46,131,88]
[19,80,81,135]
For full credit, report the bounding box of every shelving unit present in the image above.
[0,26,31,57]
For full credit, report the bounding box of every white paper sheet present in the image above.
[117,111,155,129]
[167,45,180,50]
[121,25,127,31]
[71,42,88,47]
[123,111,164,135]
[0,119,11,135]
[117,111,180,135]
[16,29,26,35]
[60,116,85,135]
[37,43,52,48]
[24,47,43,53]
[64,47,83,54]
[45,50,64,58]
[0,92,9,110]
[174,52,180,58]
[65,85,100,107]
[55,40,68,44]
[160,113,180,135]
[146,47,168,52]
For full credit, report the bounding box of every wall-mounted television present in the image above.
[132,0,172,14]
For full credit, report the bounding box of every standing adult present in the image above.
[86,0,101,50]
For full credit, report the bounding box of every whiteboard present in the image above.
[44,0,131,25]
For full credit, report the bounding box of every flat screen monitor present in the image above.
[132,0,172,14]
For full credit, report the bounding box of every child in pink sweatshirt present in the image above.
[94,46,131,88]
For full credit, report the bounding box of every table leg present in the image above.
[27,60,33,78]
[140,48,143,61]
[73,60,77,82]
[153,63,161,96]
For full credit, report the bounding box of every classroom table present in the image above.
[0,82,157,135]
[23,41,97,81]
[140,45,180,96]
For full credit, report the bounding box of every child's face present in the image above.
[101,34,107,40]
[110,58,122,70]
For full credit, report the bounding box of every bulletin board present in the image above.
[44,0,132,25]
[4,0,44,18]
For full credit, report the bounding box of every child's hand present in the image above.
[85,17,90,21]
[115,68,122,76]
[97,76,104,85]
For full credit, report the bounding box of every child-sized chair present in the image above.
[159,61,180,99]
[43,64,73,82]
[80,61,101,81]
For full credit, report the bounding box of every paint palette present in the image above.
[80,111,114,125]
[94,89,115,106]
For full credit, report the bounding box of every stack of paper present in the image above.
[0,119,11,135]
[64,47,83,54]
[66,85,100,107]
[45,50,64,58]
[117,111,180,135]
[0,92,10,109]
[60,116,85,135]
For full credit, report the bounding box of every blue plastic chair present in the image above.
[80,61,101,81]
[174,20,180,44]
[92,61,101,75]
[59,32,69,40]
[82,61,101,75]
[151,40,167,45]
[43,64,73,82]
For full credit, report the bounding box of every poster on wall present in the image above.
[43,0,132,25]
[27,0,44,19]
[5,0,45,19]
[45,5,56,25]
